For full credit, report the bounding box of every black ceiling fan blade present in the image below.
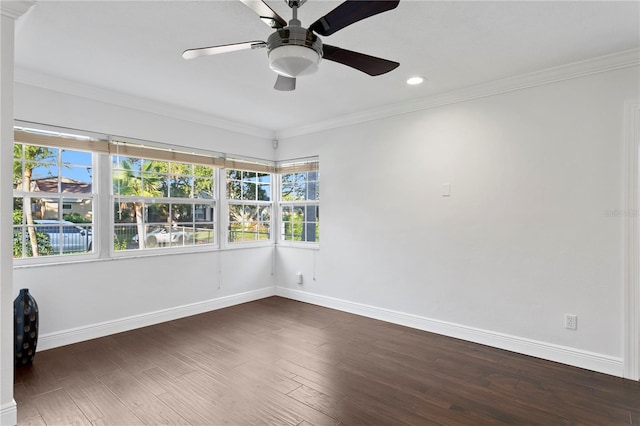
[309,0,400,36]
[182,41,266,60]
[274,75,296,91]
[238,0,288,29]
[322,44,399,76]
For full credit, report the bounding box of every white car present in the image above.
[132,227,191,247]
[34,219,92,253]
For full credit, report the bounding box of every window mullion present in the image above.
[219,168,230,248]
[274,174,282,245]
[98,152,111,258]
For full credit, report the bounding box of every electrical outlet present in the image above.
[565,314,577,330]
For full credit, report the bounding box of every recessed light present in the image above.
[407,76,424,85]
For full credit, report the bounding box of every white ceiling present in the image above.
[14,1,640,135]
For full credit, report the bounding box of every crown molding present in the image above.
[0,0,35,19]
[14,48,639,143]
[14,67,275,140]
[275,48,640,140]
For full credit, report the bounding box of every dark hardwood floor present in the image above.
[14,297,640,425]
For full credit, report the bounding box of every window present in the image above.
[13,138,94,258]
[14,123,316,262]
[113,154,216,251]
[226,169,272,243]
[279,161,319,243]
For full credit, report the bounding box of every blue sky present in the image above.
[30,149,93,183]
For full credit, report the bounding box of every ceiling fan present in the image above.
[182,0,400,91]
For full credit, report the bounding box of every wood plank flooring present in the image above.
[14,297,640,425]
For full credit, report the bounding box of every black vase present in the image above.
[14,288,39,367]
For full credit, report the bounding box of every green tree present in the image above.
[193,165,214,198]
[227,170,269,241]
[113,157,164,249]
[12,198,53,257]
[280,171,319,242]
[13,143,56,256]
[63,212,92,223]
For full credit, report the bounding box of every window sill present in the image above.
[275,242,320,250]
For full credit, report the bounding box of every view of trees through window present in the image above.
[13,126,319,261]
[280,170,319,242]
[13,142,94,258]
[113,155,215,250]
[226,169,271,243]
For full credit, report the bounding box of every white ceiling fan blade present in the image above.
[238,0,287,29]
[182,41,266,60]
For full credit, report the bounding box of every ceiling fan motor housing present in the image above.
[267,25,323,78]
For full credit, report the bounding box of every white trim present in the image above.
[276,48,640,139]
[624,100,640,381]
[1,12,19,426]
[36,286,275,351]
[0,0,34,19]
[14,50,639,143]
[276,287,624,378]
[275,242,320,250]
[14,68,274,140]
[0,400,17,426]
[33,283,627,377]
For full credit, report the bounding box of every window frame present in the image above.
[110,151,218,256]
[277,160,320,246]
[13,122,317,265]
[224,168,274,247]
[12,132,99,264]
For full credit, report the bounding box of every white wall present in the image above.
[15,80,274,158]
[275,66,639,376]
[9,64,638,378]
[13,82,276,349]
[14,248,275,349]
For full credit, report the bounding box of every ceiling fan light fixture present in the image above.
[268,45,320,78]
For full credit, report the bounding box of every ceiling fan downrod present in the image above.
[287,0,303,25]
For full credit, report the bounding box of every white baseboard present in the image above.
[35,285,625,378]
[276,287,624,378]
[37,287,276,351]
[0,400,17,426]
